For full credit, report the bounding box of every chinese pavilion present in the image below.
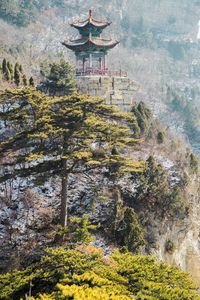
[62,10,120,76]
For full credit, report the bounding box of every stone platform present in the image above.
[76,76,138,111]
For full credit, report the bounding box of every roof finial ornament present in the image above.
[89,9,92,19]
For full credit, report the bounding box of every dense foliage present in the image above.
[0,246,199,300]
[39,60,76,96]
[0,88,142,227]
[127,156,187,218]
[59,214,97,245]
[0,58,32,87]
[115,207,145,252]
[0,0,65,27]
[168,86,200,149]
[131,102,152,137]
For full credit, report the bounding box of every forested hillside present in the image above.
[0,1,65,26]
[1,0,200,151]
[1,1,200,299]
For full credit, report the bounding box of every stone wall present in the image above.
[76,76,138,111]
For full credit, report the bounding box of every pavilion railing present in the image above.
[76,68,127,77]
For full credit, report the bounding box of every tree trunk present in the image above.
[113,185,124,232]
[60,157,68,227]
[54,171,68,243]
[60,175,68,227]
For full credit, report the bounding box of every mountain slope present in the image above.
[1,0,200,151]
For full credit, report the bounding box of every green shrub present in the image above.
[1,59,29,85]
[165,239,175,254]
[189,153,198,173]
[131,102,152,137]
[166,187,186,217]
[116,208,145,253]
[157,131,165,144]
[0,247,199,300]
[130,156,186,217]
[39,60,76,96]
[59,214,97,245]
[29,76,35,87]
[14,63,21,86]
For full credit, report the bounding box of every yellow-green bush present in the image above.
[0,247,199,300]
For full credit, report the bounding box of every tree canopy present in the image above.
[0,0,65,27]
[0,246,199,300]
[0,88,143,227]
[39,60,77,96]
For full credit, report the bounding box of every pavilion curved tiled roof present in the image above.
[70,10,111,30]
[62,37,119,51]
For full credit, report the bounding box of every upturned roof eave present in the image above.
[61,39,119,51]
[70,19,112,29]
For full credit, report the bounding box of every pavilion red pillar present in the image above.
[89,53,93,68]
[104,55,108,70]
[76,56,79,70]
[83,57,85,73]
[99,58,102,70]
[103,55,106,71]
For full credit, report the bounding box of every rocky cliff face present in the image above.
[0,113,200,285]
[145,172,200,285]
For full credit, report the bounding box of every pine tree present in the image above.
[14,63,21,86]
[0,88,142,228]
[7,61,14,80]
[22,74,28,86]
[4,65,11,81]
[189,153,198,173]
[116,207,145,252]
[2,59,11,81]
[2,58,7,74]
[0,246,200,299]
[41,59,76,96]
[29,76,34,86]
[131,102,152,137]
[19,64,23,73]
[60,214,97,245]
[157,131,165,144]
